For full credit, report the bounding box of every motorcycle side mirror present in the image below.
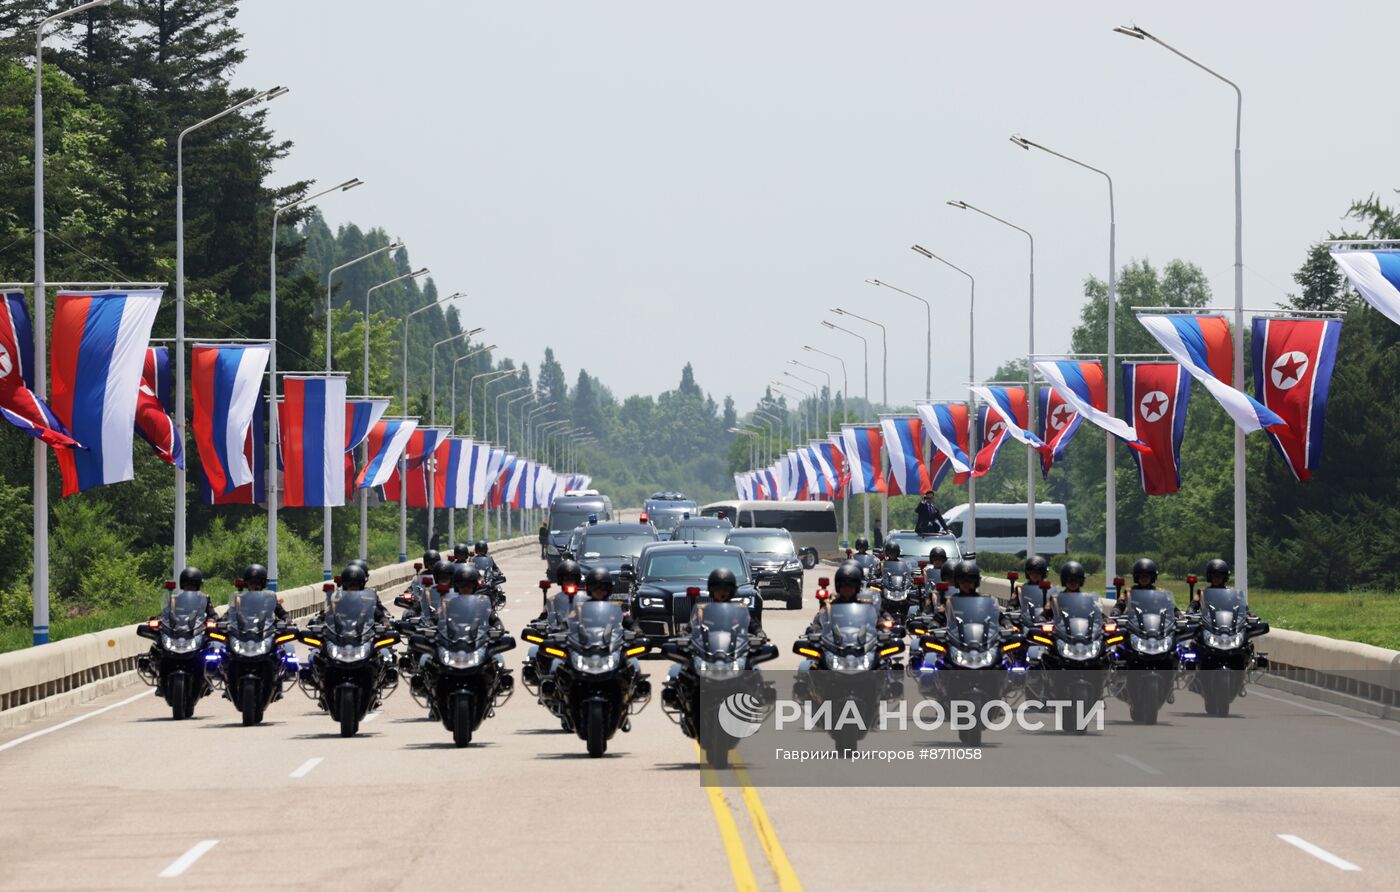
[163,580,177,591]
[817,577,830,588]
[539,580,552,591]
[414,562,423,571]
[322,583,335,593]
[393,595,415,609]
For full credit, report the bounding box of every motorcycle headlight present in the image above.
[231,636,272,657]
[1203,630,1244,650]
[161,633,202,654]
[639,596,665,609]
[695,656,746,674]
[949,645,996,668]
[1129,633,1172,655]
[884,588,907,601]
[782,560,802,572]
[825,651,876,673]
[571,651,621,674]
[326,642,372,663]
[1056,639,1102,660]
[438,646,487,669]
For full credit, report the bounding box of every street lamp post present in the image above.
[470,367,520,440]
[32,0,118,644]
[398,294,450,560]
[428,324,484,544]
[319,237,400,578]
[821,321,869,420]
[454,361,509,542]
[269,177,363,589]
[912,245,978,554]
[362,267,428,560]
[494,385,531,538]
[831,308,887,409]
[506,394,534,537]
[947,200,1037,558]
[801,345,850,544]
[1115,22,1248,587]
[1010,134,1118,586]
[784,370,823,439]
[865,279,931,401]
[789,360,832,433]
[178,85,288,580]
[770,382,807,443]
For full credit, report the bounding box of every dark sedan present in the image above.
[670,516,733,545]
[724,528,803,609]
[570,521,660,593]
[626,542,761,644]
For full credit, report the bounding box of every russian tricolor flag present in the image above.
[1330,250,1400,328]
[880,416,931,497]
[917,403,972,482]
[192,344,270,495]
[0,292,77,449]
[50,290,163,496]
[278,376,348,508]
[433,437,471,509]
[840,424,886,495]
[345,398,389,453]
[1033,360,1149,462]
[1137,314,1285,433]
[357,418,418,489]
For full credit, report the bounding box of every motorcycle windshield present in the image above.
[568,600,624,653]
[1129,590,1175,635]
[163,590,208,636]
[228,591,278,638]
[822,602,877,651]
[440,594,493,648]
[325,591,378,642]
[948,596,1000,650]
[472,556,495,576]
[1021,586,1050,613]
[690,602,750,661]
[1056,592,1102,641]
[1202,588,1247,633]
[546,592,576,630]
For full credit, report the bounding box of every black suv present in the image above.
[545,495,611,579]
[670,516,733,545]
[626,542,761,643]
[569,521,660,593]
[725,527,803,609]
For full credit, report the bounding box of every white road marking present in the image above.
[1277,834,1361,871]
[1115,753,1161,775]
[289,757,323,779]
[0,690,153,754]
[363,711,379,723]
[1252,690,1400,738]
[158,840,219,878]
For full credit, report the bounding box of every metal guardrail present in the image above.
[0,535,538,730]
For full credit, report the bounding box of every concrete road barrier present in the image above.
[0,534,538,731]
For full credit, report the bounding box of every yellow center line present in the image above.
[734,760,803,892]
[699,746,759,892]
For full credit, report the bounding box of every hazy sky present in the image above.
[236,1,1400,411]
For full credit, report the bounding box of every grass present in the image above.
[1012,572,1400,652]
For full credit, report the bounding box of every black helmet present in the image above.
[884,542,901,559]
[242,563,269,589]
[453,542,472,561]
[833,561,863,596]
[854,536,870,552]
[707,567,738,601]
[1025,555,1049,577]
[953,559,981,586]
[432,559,456,586]
[341,563,368,590]
[584,566,612,597]
[474,540,489,555]
[929,546,947,562]
[1060,560,1086,586]
[422,548,441,566]
[556,559,583,587]
[177,567,204,591]
[1131,558,1159,585]
[940,562,956,582]
[1204,558,1230,585]
[347,558,369,575]
[452,564,482,593]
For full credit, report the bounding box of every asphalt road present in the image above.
[2,545,1398,890]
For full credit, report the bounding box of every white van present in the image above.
[700,500,839,568]
[942,502,1068,557]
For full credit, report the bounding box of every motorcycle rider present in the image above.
[176,566,218,621]
[240,563,289,621]
[421,548,442,569]
[1114,558,1161,615]
[473,540,506,584]
[338,561,387,622]
[451,542,474,564]
[582,567,636,632]
[1010,555,1050,609]
[687,567,764,636]
[850,536,879,581]
[806,560,865,634]
[1043,559,1087,619]
[1192,558,1232,611]
[451,563,506,632]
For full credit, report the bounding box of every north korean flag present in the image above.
[972,387,1027,478]
[1121,363,1191,496]
[1252,316,1342,482]
[1036,386,1082,479]
[134,346,183,468]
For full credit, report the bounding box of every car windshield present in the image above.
[675,526,730,545]
[727,533,794,556]
[647,509,692,532]
[887,532,960,561]
[642,551,747,581]
[228,591,278,637]
[550,508,600,534]
[581,531,655,559]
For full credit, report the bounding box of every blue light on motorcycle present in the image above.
[1010,665,1028,673]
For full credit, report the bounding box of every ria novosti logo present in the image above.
[716,692,769,739]
[722,696,1105,734]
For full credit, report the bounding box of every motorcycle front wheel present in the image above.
[239,677,260,727]
[586,700,608,758]
[453,693,475,748]
[338,686,359,737]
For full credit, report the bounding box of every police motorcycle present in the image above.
[1182,583,1270,718]
[793,576,905,753]
[1109,588,1192,725]
[209,586,299,726]
[660,588,779,769]
[1024,590,1115,734]
[909,578,1025,746]
[548,598,652,757]
[136,581,218,720]
[472,555,507,610]
[297,589,400,737]
[869,557,916,625]
[393,578,451,715]
[1005,571,1053,666]
[406,593,516,746]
